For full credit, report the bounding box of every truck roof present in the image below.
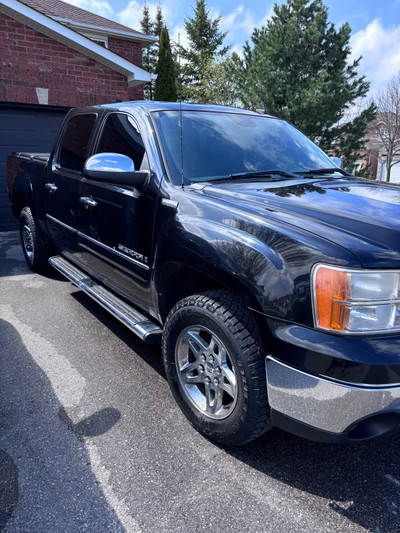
[84,100,275,118]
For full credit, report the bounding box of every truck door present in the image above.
[75,112,156,313]
[45,113,97,254]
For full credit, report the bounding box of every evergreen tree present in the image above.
[228,0,375,171]
[154,5,164,39]
[154,27,177,102]
[181,0,230,92]
[185,58,235,105]
[140,2,154,100]
[140,1,153,36]
[140,3,166,100]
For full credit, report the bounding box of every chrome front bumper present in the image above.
[266,356,400,441]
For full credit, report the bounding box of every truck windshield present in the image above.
[152,110,339,185]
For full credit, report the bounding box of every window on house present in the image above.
[92,39,107,48]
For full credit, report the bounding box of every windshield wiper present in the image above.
[226,169,300,180]
[294,167,352,177]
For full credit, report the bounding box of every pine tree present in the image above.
[154,27,177,102]
[184,58,235,105]
[140,3,166,100]
[181,0,230,92]
[140,2,154,100]
[154,5,164,39]
[228,0,375,171]
[140,1,153,37]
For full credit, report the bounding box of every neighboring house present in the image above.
[0,0,156,230]
[357,114,400,182]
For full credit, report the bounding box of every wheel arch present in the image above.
[12,190,29,217]
[155,261,272,347]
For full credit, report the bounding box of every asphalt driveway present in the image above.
[1,230,400,533]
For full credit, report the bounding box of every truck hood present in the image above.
[201,177,400,268]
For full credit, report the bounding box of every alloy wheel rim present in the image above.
[22,224,34,261]
[175,325,238,420]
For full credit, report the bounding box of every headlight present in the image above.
[312,264,400,334]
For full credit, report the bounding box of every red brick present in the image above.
[0,12,143,106]
[10,44,26,52]
[6,20,21,28]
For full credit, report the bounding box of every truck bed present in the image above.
[6,153,50,221]
[13,152,50,163]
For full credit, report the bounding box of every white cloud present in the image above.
[116,1,142,30]
[230,44,244,58]
[219,5,245,31]
[351,19,400,89]
[258,5,274,28]
[217,3,274,48]
[64,0,114,18]
[221,4,274,36]
[116,1,174,33]
[146,1,173,25]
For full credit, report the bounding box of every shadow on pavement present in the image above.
[0,231,67,281]
[58,406,121,442]
[227,425,400,532]
[71,290,165,378]
[0,318,125,532]
[0,451,18,530]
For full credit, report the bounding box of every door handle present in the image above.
[45,183,58,194]
[79,196,98,209]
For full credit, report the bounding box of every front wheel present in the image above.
[162,291,272,446]
[19,207,50,272]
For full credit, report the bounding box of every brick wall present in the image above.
[108,37,142,66]
[108,37,144,101]
[0,13,144,106]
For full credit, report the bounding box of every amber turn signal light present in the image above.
[314,266,349,331]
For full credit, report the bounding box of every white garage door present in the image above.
[380,161,400,183]
[390,162,400,183]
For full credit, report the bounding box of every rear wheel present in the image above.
[20,207,50,272]
[162,290,272,446]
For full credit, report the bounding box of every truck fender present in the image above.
[154,217,294,321]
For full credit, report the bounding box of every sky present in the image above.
[65,0,400,94]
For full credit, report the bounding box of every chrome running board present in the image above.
[49,255,162,344]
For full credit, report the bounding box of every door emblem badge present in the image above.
[117,244,148,264]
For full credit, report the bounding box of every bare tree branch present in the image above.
[371,72,400,182]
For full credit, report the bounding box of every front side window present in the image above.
[96,113,146,170]
[59,114,96,172]
[152,110,339,185]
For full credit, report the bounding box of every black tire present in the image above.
[19,207,50,272]
[162,290,272,446]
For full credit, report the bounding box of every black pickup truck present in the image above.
[6,101,400,446]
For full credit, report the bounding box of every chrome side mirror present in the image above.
[83,153,149,191]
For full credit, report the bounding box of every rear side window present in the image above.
[96,113,146,170]
[59,114,96,172]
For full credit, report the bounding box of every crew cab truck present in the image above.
[7,101,400,446]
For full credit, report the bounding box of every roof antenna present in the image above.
[178,33,184,189]
[256,103,266,114]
